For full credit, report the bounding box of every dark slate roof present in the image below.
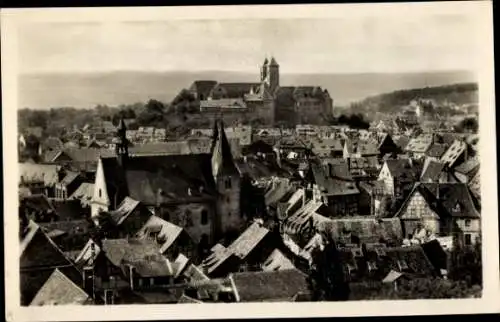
[269,57,279,67]
[211,120,239,178]
[20,220,74,269]
[101,153,215,206]
[440,139,468,168]
[384,159,420,181]
[60,171,80,186]
[201,221,270,274]
[395,183,480,219]
[454,158,480,177]
[426,143,448,158]
[101,238,173,277]
[29,268,91,306]
[264,179,295,207]
[311,162,359,196]
[394,136,410,150]
[22,194,56,213]
[209,83,260,99]
[189,80,218,99]
[420,160,446,182]
[230,269,309,302]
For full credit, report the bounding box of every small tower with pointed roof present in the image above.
[265,56,280,94]
[115,118,129,167]
[260,57,269,83]
[210,119,243,240]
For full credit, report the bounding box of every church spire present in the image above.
[115,118,129,167]
[211,119,238,179]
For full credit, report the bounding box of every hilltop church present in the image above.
[91,119,244,246]
[176,57,334,125]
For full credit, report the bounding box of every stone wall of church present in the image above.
[215,174,244,241]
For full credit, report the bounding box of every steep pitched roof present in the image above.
[209,83,260,99]
[395,183,480,219]
[211,120,239,178]
[405,134,433,153]
[384,159,420,181]
[311,162,359,196]
[69,183,95,206]
[101,153,216,206]
[107,196,144,225]
[30,269,91,306]
[101,238,173,277]
[136,215,185,254]
[441,139,467,168]
[420,160,446,182]
[426,143,448,158]
[189,80,218,99]
[230,269,309,302]
[262,249,296,272]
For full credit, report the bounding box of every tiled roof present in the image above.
[264,178,295,207]
[22,194,56,213]
[19,163,61,186]
[420,160,446,182]
[30,268,90,306]
[227,221,270,260]
[317,218,403,244]
[101,153,216,206]
[405,134,433,153]
[108,196,141,225]
[283,200,331,235]
[209,83,260,99]
[201,221,270,274]
[211,120,240,178]
[454,158,480,177]
[189,80,218,99]
[426,143,448,158]
[74,239,101,267]
[101,238,173,277]
[136,215,184,254]
[440,140,467,168]
[69,183,94,207]
[384,159,420,181]
[60,171,80,186]
[311,162,359,196]
[395,183,480,219]
[230,269,309,302]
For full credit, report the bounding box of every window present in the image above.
[201,210,208,225]
[465,219,471,227]
[99,189,102,198]
[225,178,232,189]
[150,277,155,286]
[465,234,472,245]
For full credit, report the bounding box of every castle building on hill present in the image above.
[176,57,334,126]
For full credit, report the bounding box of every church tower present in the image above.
[115,118,129,167]
[266,56,280,94]
[260,57,269,82]
[211,119,243,240]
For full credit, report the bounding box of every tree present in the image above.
[171,89,198,114]
[454,117,478,133]
[308,233,350,301]
[137,99,166,126]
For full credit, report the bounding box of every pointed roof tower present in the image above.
[263,57,269,66]
[211,119,238,178]
[269,57,279,67]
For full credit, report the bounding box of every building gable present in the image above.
[91,159,110,219]
[399,191,439,220]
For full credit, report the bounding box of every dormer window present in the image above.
[397,259,409,271]
[453,202,461,212]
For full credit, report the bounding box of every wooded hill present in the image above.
[350,83,478,115]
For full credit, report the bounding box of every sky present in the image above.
[17,14,480,75]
